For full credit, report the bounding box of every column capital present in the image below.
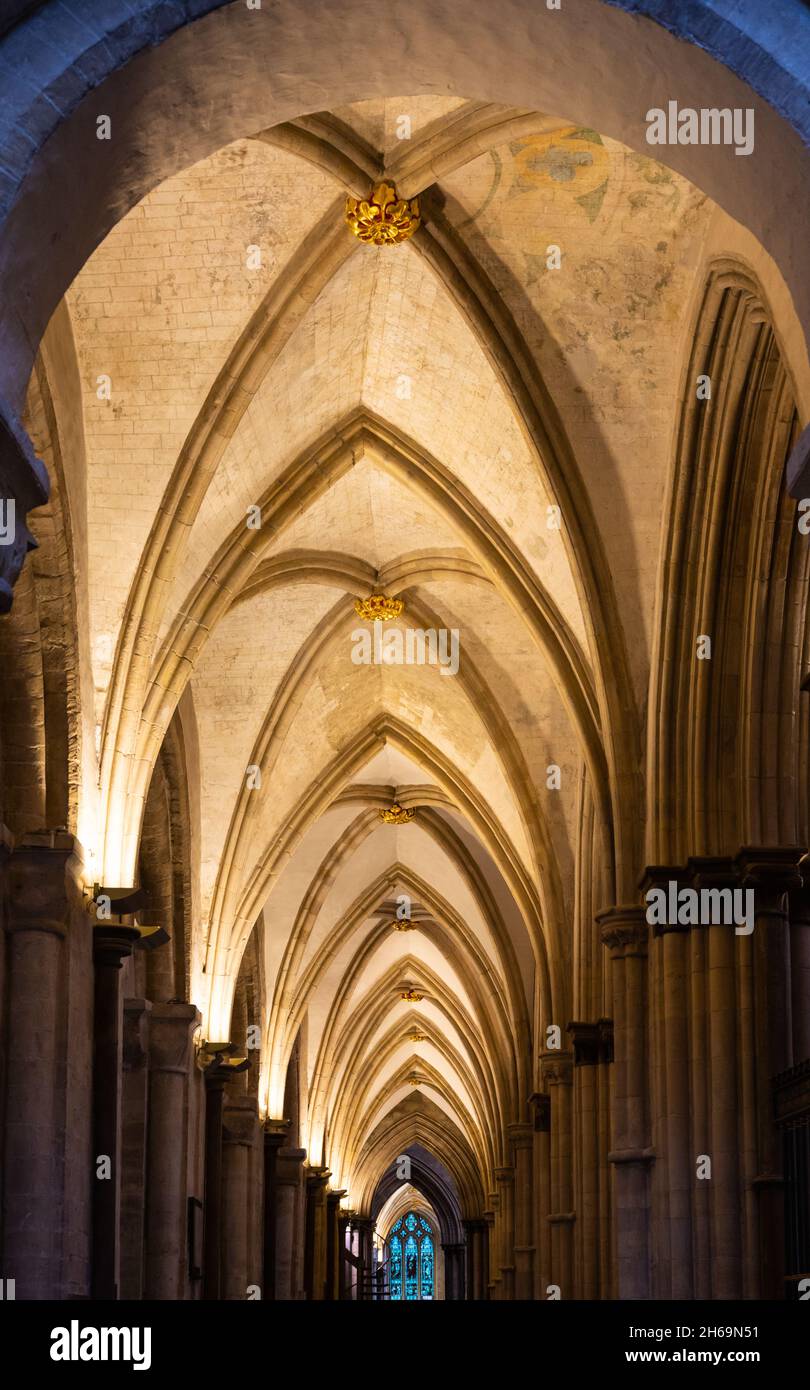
[540,1051,573,1087]
[306,1166,331,1190]
[276,1146,307,1185]
[93,923,142,966]
[6,830,85,936]
[597,904,649,956]
[223,1095,259,1147]
[507,1121,533,1148]
[639,865,692,936]
[735,846,804,909]
[197,1042,248,1085]
[494,1165,514,1184]
[686,854,737,889]
[567,1018,614,1065]
[639,863,689,891]
[263,1117,292,1146]
[148,1001,199,1072]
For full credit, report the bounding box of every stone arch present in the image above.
[649,258,802,861]
[354,1094,485,1216]
[1,0,808,425]
[372,1146,464,1243]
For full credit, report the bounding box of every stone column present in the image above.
[354,1215,374,1300]
[529,1091,551,1298]
[486,1193,501,1298]
[494,1165,515,1298]
[144,1003,199,1299]
[465,1222,477,1300]
[736,847,803,1299]
[541,1052,574,1298]
[442,1241,465,1300]
[262,1122,289,1300]
[482,1207,494,1298]
[275,1147,306,1300]
[222,1095,259,1299]
[2,832,85,1299]
[508,1123,534,1298]
[689,857,742,1298]
[202,1062,228,1300]
[325,1189,345,1299]
[92,921,141,1300]
[642,865,693,1300]
[475,1221,487,1300]
[304,1168,330,1300]
[597,905,652,1300]
[567,1021,612,1299]
[788,876,810,1064]
[120,999,150,1299]
[342,1218,353,1300]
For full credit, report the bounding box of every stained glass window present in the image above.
[386,1211,434,1299]
[421,1235,434,1299]
[390,1235,402,1300]
[404,1234,418,1299]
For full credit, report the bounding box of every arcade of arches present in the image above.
[0,0,810,1304]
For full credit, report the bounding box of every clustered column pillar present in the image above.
[788,873,810,1065]
[441,1242,465,1300]
[494,1165,515,1298]
[92,919,141,1300]
[508,1123,534,1298]
[222,1094,260,1299]
[262,1122,288,1299]
[325,1188,346,1299]
[2,832,86,1299]
[202,1060,228,1300]
[737,848,803,1299]
[460,1219,480,1299]
[529,1091,551,1297]
[145,1002,199,1299]
[597,905,651,1300]
[120,998,150,1299]
[483,1206,495,1298]
[304,1167,330,1299]
[540,1052,574,1298]
[274,1146,306,1299]
[567,1021,613,1299]
[689,857,742,1298]
[641,864,693,1300]
[354,1215,374,1300]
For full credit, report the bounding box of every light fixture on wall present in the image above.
[380,802,414,825]
[345,182,420,245]
[354,594,403,621]
[196,1041,249,1077]
[85,885,169,950]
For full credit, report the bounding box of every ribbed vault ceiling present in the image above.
[54,93,726,1213]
